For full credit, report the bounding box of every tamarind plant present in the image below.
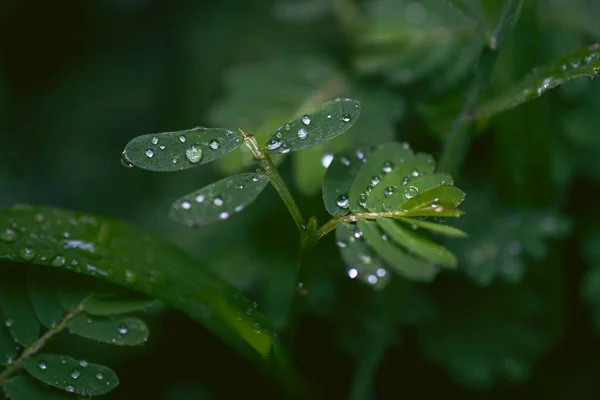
[2,0,600,398]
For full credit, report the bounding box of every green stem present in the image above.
[438,0,524,176]
[0,296,90,386]
[242,132,306,233]
[316,210,413,240]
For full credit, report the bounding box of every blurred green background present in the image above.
[2,0,600,398]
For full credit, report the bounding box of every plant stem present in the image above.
[0,296,90,386]
[242,132,306,233]
[316,210,410,240]
[438,0,524,176]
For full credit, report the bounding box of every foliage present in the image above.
[2,0,600,398]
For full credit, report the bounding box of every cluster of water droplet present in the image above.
[336,226,389,286]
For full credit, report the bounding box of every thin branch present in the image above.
[0,296,91,386]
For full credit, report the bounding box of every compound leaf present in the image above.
[169,172,270,227]
[478,44,600,120]
[121,127,242,172]
[264,99,361,154]
[25,354,119,396]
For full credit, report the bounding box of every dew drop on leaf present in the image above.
[336,241,347,248]
[213,197,224,206]
[348,268,358,279]
[301,115,311,125]
[117,325,128,335]
[19,247,36,260]
[96,372,104,381]
[370,176,381,186]
[79,360,88,368]
[0,228,18,242]
[38,361,47,370]
[209,139,220,150]
[283,123,291,131]
[404,186,419,199]
[71,369,81,379]
[382,161,394,174]
[336,194,350,209]
[279,144,291,154]
[185,146,203,164]
[367,274,378,284]
[411,169,420,177]
[120,151,134,168]
[321,153,334,168]
[145,149,154,158]
[297,128,308,140]
[341,113,351,122]
[5,319,13,327]
[266,139,282,150]
[340,156,351,166]
[179,135,187,143]
[376,268,387,277]
[151,136,159,145]
[384,185,396,197]
[195,194,205,203]
[66,385,75,393]
[219,212,230,220]
[51,255,66,267]
[181,201,192,210]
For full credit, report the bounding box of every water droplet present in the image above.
[145,149,154,158]
[185,146,203,164]
[367,274,378,284]
[359,253,372,264]
[341,114,351,123]
[348,268,358,279]
[71,369,81,379]
[65,385,76,393]
[195,194,205,203]
[370,176,381,186]
[381,233,388,241]
[266,139,282,150]
[302,115,311,125]
[125,270,137,284]
[79,360,89,368]
[34,213,45,223]
[38,361,47,370]
[118,325,128,335]
[237,184,244,190]
[336,194,349,209]
[0,228,18,243]
[326,114,332,119]
[297,128,308,140]
[172,158,178,164]
[382,161,394,174]
[234,205,244,212]
[120,151,134,168]
[359,193,368,207]
[19,248,36,261]
[384,185,396,197]
[401,142,410,150]
[213,197,224,207]
[376,268,387,277]
[179,135,187,143]
[51,255,66,267]
[356,150,366,161]
[321,153,334,168]
[279,144,291,154]
[96,372,104,380]
[353,230,363,239]
[159,145,165,150]
[252,176,260,182]
[401,176,409,185]
[404,186,418,199]
[275,131,283,139]
[209,139,220,150]
[284,123,291,131]
[411,169,420,177]
[151,136,159,145]
[340,156,351,166]
[336,241,347,248]
[219,212,230,220]
[181,201,191,210]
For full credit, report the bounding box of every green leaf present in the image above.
[377,218,457,268]
[322,147,370,216]
[365,154,437,212]
[2,375,74,400]
[0,311,18,366]
[387,185,466,212]
[68,314,149,346]
[399,218,468,238]
[169,172,270,227]
[26,268,65,329]
[0,269,41,346]
[83,296,159,316]
[335,223,390,289]
[357,220,437,282]
[348,142,415,212]
[121,127,242,172]
[0,206,287,368]
[25,354,119,396]
[478,44,600,120]
[264,99,361,154]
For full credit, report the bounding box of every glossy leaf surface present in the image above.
[68,315,149,346]
[2,376,74,400]
[322,147,370,216]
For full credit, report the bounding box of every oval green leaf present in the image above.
[84,297,160,316]
[335,223,390,289]
[365,154,437,212]
[0,269,40,346]
[399,218,468,238]
[322,147,370,216]
[384,174,456,211]
[377,218,457,268]
[0,313,18,366]
[68,314,148,346]
[121,127,242,172]
[356,220,437,282]
[2,376,75,400]
[0,206,286,369]
[348,142,415,212]
[25,354,119,396]
[391,185,466,212]
[169,172,269,227]
[264,99,361,154]
[478,44,600,120]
